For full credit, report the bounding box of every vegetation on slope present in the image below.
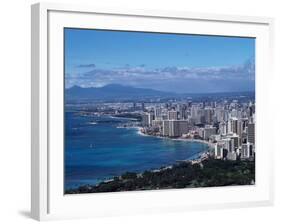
[66,159,255,194]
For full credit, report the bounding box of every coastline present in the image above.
[66,120,214,192]
[69,126,213,190]
[135,126,215,149]
[108,115,214,150]
[65,122,255,194]
[109,115,139,121]
[134,127,214,166]
[65,157,255,194]
[133,126,213,164]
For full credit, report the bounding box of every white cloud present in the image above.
[65,59,255,93]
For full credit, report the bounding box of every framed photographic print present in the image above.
[31,2,274,221]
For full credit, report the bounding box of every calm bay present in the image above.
[65,111,209,190]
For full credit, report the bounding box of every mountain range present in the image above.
[65,84,176,101]
[65,84,254,102]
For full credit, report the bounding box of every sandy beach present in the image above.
[136,127,215,149]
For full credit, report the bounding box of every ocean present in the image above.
[65,111,209,190]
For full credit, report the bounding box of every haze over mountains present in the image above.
[65,58,255,94]
[66,84,175,100]
[65,84,254,102]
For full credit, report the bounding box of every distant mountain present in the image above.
[65,84,176,101]
[65,84,255,103]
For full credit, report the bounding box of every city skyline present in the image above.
[65,92,256,193]
[65,28,255,93]
[65,28,256,193]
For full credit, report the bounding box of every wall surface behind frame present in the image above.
[0,0,279,223]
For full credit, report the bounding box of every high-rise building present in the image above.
[227,119,232,134]
[141,112,154,127]
[177,120,189,136]
[242,118,248,130]
[223,110,229,122]
[162,120,169,136]
[241,142,255,159]
[141,102,145,111]
[178,104,187,120]
[219,138,234,153]
[204,108,213,124]
[152,120,162,128]
[219,121,227,135]
[214,143,224,159]
[191,105,199,119]
[237,119,243,146]
[197,128,204,139]
[241,132,248,144]
[168,120,180,137]
[227,117,242,136]
[161,114,168,120]
[203,125,216,140]
[148,112,154,127]
[249,102,255,117]
[231,117,238,134]
[154,107,162,120]
[141,113,149,127]
[247,123,255,144]
[231,109,239,118]
[162,120,189,137]
[241,143,249,158]
[168,110,178,120]
[215,107,224,122]
[229,134,239,150]
[211,101,217,108]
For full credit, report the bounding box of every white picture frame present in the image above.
[31,2,275,221]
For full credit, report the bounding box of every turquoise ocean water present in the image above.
[65,111,209,189]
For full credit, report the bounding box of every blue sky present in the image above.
[65,28,255,93]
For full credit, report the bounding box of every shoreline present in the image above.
[134,127,214,167]
[109,115,139,121]
[133,126,214,165]
[67,121,214,191]
[135,126,215,149]
[85,114,214,149]
[66,126,213,191]
[66,150,209,191]
[65,157,255,194]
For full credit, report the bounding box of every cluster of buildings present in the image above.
[141,100,255,161]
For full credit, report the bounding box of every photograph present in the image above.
[64,28,256,194]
